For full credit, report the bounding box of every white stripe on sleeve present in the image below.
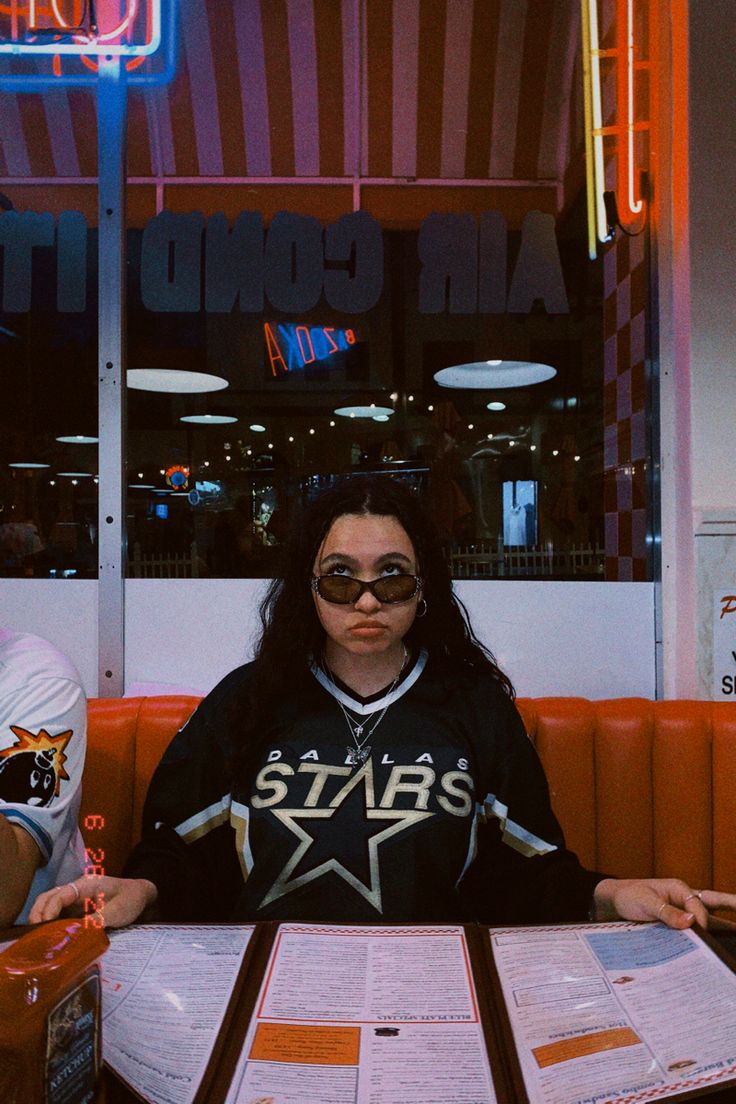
[482,793,558,858]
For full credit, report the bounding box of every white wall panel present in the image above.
[0,579,656,700]
[125,579,268,696]
[454,581,655,698]
[0,580,98,695]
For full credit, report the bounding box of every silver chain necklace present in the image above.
[324,645,408,767]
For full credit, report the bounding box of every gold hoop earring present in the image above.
[415,598,427,618]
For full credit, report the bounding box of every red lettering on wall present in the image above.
[264,322,288,377]
[720,596,736,619]
[263,322,358,373]
[324,327,339,354]
[295,325,316,364]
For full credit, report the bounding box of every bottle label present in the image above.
[46,969,100,1104]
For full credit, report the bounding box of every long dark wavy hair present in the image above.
[228,475,513,784]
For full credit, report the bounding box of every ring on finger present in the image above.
[684,891,703,905]
[657,901,667,919]
[67,882,80,903]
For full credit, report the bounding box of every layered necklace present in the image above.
[324,644,409,767]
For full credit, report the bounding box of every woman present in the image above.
[31,477,736,929]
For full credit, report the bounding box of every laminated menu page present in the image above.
[484,921,736,1104]
[100,924,256,1104]
[97,921,736,1104]
[221,922,503,1104]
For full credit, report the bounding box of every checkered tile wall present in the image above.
[602,230,649,580]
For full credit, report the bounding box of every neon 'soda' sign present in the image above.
[264,322,357,377]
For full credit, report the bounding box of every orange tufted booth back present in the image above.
[83,696,736,892]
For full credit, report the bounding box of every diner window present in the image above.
[0,217,98,579]
[0,1,655,586]
[0,204,650,584]
[123,208,617,581]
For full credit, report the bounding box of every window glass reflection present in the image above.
[124,220,612,581]
[1,241,98,579]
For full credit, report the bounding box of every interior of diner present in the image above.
[0,0,732,703]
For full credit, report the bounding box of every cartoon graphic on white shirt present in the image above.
[0,725,72,806]
[0,629,86,923]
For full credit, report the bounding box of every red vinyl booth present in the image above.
[83,696,736,893]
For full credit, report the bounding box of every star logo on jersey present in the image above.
[259,760,432,912]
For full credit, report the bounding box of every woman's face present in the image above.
[312,512,422,662]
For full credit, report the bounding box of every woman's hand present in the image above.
[593,878,736,930]
[28,875,158,929]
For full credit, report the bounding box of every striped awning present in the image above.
[0,0,586,225]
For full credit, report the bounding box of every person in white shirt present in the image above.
[0,628,86,926]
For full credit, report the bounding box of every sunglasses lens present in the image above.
[373,575,417,602]
[315,574,419,603]
[317,576,361,603]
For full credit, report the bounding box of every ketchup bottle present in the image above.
[0,919,109,1104]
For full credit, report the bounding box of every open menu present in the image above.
[484,922,736,1104]
[101,924,256,1104]
[99,921,736,1104]
[222,924,497,1104]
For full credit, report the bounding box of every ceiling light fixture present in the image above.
[249,424,266,433]
[334,405,394,419]
[8,462,50,469]
[127,369,229,393]
[180,414,238,425]
[487,401,506,412]
[434,360,556,389]
[56,435,99,444]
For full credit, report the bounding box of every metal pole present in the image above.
[97,56,127,697]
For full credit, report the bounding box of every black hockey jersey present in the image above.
[125,651,600,924]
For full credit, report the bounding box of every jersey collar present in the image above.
[311,648,428,716]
